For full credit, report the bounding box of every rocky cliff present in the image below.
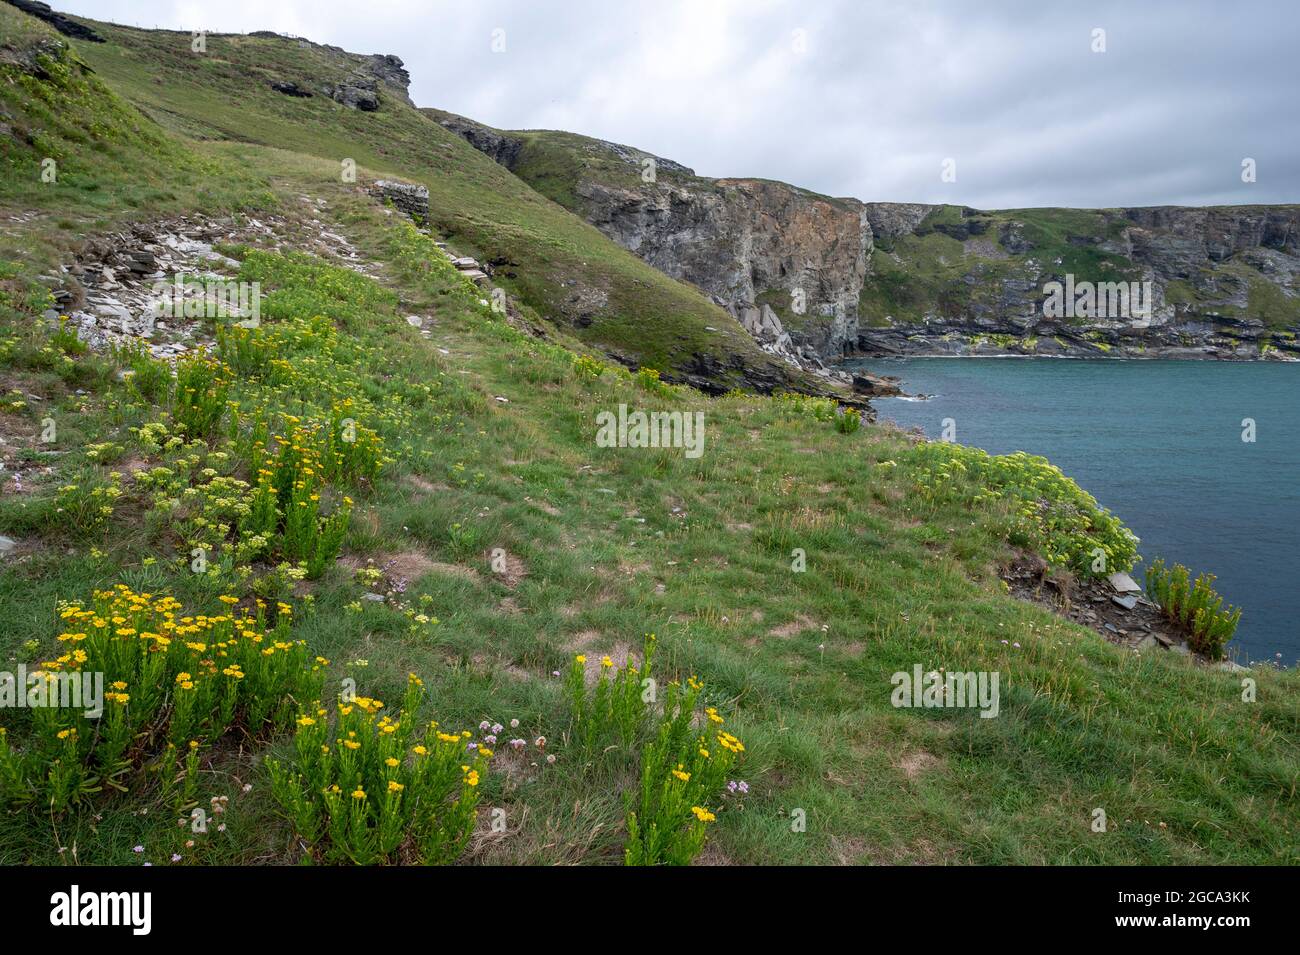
[433,111,1300,365]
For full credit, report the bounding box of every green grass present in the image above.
[51,17,809,395]
[0,4,1296,866]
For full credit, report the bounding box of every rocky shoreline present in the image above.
[851,324,1300,362]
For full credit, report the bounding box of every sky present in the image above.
[56,0,1300,209]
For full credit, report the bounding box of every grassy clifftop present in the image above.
[41,14,811,395]
[0,5,1297,866]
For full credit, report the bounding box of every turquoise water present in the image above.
[852,357,1300,665]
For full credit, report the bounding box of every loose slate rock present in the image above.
[1108,571,1142,593]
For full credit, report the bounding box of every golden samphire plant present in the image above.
[561,635,745,865]
[0,586,324,813]
[267,673,489,865]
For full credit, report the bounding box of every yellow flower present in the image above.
[387,780,404,793]
[384,757,400,768]
[672,769,691,782]
[297,716,316,727]
[716,732,745,754]
[575,654,586,664]
[351,788,366,800]
[412,745,428,756]
[465,770,479,787]
[691,806,716,823]
[601,655,613,669]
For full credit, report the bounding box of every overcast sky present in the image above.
[58,0,1298,208]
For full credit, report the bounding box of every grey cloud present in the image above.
[59,0,1299,207]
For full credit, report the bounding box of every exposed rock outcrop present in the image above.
[363,54,411,101]
[437,115,1300,365]
[246,31,413,109]
[858,204,1300,360]
[3,0,102,42]
[576,174,872,369]
[433,111,524,167]
[270,80,312,98]
[322,76,379,111]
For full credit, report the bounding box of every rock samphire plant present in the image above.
[1143,559,1241,660]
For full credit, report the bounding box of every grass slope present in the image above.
[0,5,1296,866]
[49,16,809,395]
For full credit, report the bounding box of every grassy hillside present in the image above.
[0,14,270,226]
[0,5,1297,866]
[45,17,812,395]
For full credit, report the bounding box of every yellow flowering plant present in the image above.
[907,442,1138,579]
[0,586,323,813]
[172,348,230,440]
[564,634,655,755]
[571,353,607,381]
[254,418,358,579]
[266,673,488,865]
[561,634,740,864]
[624,680,742,866]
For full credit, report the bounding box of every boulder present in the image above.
[323,79,379,111]
[270,80,313,98]
[851,372,902,397]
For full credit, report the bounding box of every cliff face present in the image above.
[436,112,1300,363]
[856,204,1300,359]
[426,110,876,373]
[577,175,872,365]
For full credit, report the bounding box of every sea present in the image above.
[850,357,1300,665]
